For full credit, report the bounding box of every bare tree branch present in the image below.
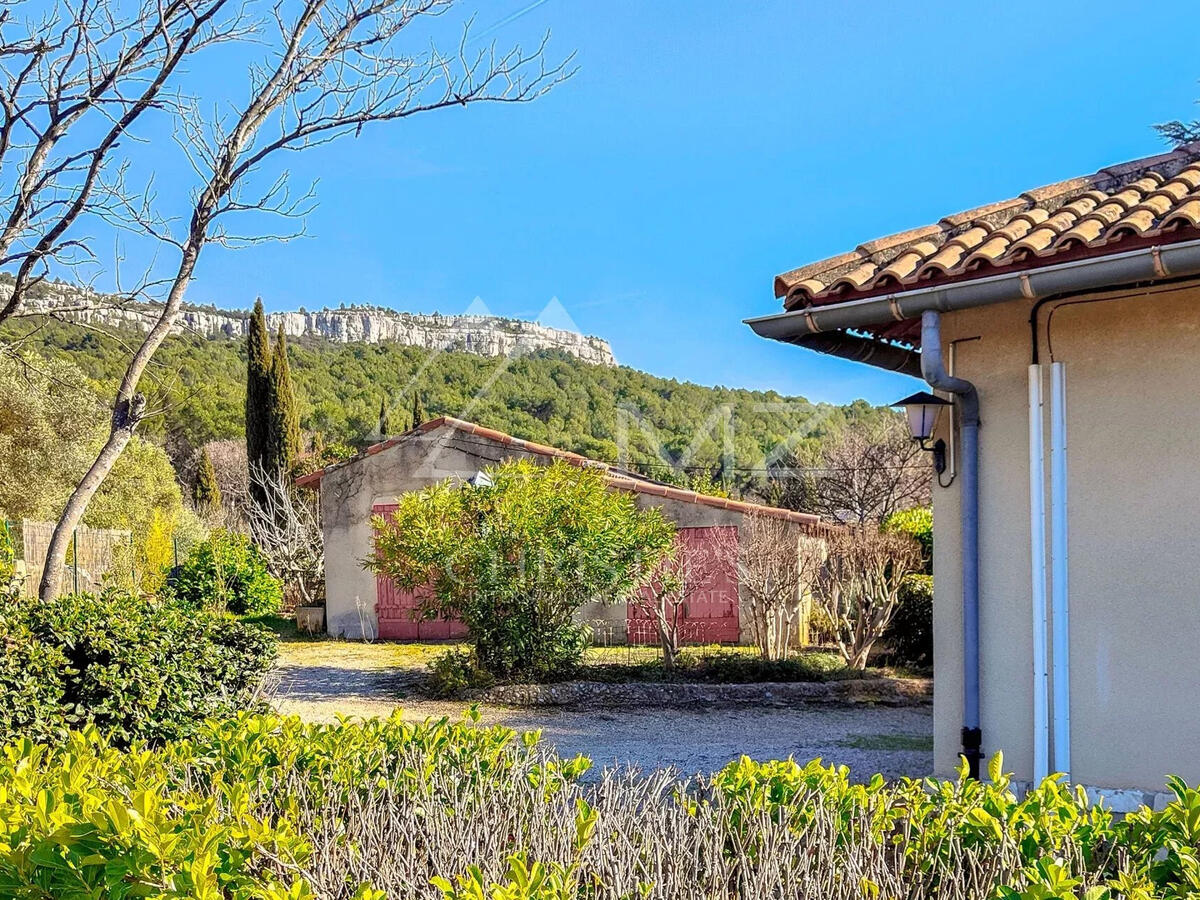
[814,527,921,669]
[0,0,253,325]
[715,516,827,661]
[38,0,571,599]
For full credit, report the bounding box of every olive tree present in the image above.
[369,459,676,679]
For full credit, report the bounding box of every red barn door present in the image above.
[372,503,468,640]
[628,525,740,645]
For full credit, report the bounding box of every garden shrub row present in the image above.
[0,590,276,746]
[427,647,865,697]
[4,711,1200,899]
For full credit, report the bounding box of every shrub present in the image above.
[883,505,933,573]
[170,528,283,616]
[6,715,1200,898]
[428,648,496,697]
[0,590,276,746]
[369,459,676,680]
[585,648,860,686]
[885,573,934,666]
[0,519,15,591]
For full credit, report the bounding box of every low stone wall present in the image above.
[469,677,932,709]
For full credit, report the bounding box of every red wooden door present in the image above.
[628,525,740,645]
[372,503,468,641]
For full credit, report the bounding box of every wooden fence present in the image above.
[9,520,132,597]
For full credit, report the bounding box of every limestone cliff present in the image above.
[8,282,616,366]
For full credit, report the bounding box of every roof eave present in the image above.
[748,236,1200,351]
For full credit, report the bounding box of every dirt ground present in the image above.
[269,641,934,779]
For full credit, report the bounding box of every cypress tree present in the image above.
[412,391,426,427]
[268,324,302,474]
[193,447,222,512]
[378,396,389,438]
[245,298,272,481]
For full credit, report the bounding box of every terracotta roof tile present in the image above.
[296,417,831,532]
[775,143,1200,322]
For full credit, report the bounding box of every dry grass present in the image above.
[276,638,453,670]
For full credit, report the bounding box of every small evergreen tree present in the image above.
[378,396,389,438]
[267,325,301,474]
[245,299,272,481]
[411,391,426,427]
[193,447,222,512]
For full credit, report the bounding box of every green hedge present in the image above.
[885,573,934,666]
[0,590,276,746]
[4,714,1200,898]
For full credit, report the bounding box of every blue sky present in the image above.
[156,0,1200,405]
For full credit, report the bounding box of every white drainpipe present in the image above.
[1049,362,1071,777]
[1028,365,1050,783]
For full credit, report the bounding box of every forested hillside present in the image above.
[4,318,898,487]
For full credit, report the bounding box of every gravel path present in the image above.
[269,645,934,780]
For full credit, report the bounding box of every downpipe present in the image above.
[1049,362,1071,777]
[921,310,983,779]
[1029,365,1050,783]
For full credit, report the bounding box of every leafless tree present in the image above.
[804,418,929,524]
[814,526,921,669]
[247,461,323,609]
[37,0,571,599]
[715,516,827,661]
[0,0,248,325]
[632,531,727,670]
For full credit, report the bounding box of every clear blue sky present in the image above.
[171,0,1199,405]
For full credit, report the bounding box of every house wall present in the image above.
[319,427,790,643]
[931,281,1200,793]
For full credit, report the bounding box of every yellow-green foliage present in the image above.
[0,712,588,899]
[0,351,193,584]
[5,714,1200,898]
[370,459,676,679]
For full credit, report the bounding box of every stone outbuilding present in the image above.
[296,416,829,643]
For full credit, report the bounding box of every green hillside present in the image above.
[3,318,895,489]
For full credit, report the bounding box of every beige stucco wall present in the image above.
[931,281,1200,792]
[317,427,786,643]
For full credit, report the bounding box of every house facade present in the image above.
[749,144,1200,802]
[297,416,829,646]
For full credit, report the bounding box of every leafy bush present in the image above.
[0,519,15,589]
[883,505,933,573]
[885,573,934,666]
[170,528,283,616]
[6,715,1200,898]
[428,648,496,697]
[369,459,676,680]
[0,590,276,746]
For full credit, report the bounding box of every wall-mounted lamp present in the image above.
[894,391,952,477]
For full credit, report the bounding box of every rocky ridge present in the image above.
[7,281,616,366]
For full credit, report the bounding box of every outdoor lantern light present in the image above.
[894,391,952,476]
[466,471,493,488]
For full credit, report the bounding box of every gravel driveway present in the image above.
[269,643,933,780]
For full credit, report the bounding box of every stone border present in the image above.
[468,677,932,709]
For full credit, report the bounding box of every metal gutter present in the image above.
[790,332,922,378]
[744,237,1200,341]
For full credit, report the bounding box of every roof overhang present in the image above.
[747,236,1200,355]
